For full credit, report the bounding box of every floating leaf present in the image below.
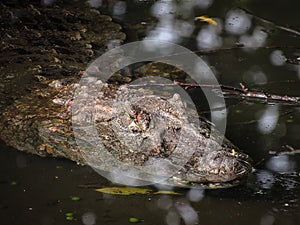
[71,196,81,201]
[129,217,140,223]
[195,16,217,26]
[65,212,74,221]
[154,190,181,195]
[65,212,73,217]
[95,187,182,196]
[95,187,152,195]
[66,216,73,221]
[10,181,17,186]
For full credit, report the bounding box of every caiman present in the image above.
[0,0,252,189]
[0,74,252,188]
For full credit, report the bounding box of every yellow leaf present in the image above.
[154,190,181,195]
[95,187,152,195]
[195,16,217,26]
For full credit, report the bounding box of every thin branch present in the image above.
[240,7,300,36]
[269,145,300,155]
[127,82,300,105]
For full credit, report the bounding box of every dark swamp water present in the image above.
[0,0,300,225]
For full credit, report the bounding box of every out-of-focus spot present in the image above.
[239,26,267,49]
[113,1,127,17]
[151,1,174,19]
[195,0,214,9]
[256,170,274,189]
[41,0,55,6]
[270,50,286,66]
[197,25,223,49]
[260,214,275,225]
[157,195,173,210]
[225,9,251,35]
[176,203,198,225]
[165,209,180,225]
[257,105,279,134]
[82,212,97,225]
[187,188,204,202]
[243,66,268,85]
[266,155,296,173]
[88,0,102,8]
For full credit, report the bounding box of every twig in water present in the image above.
[269,145,300,155]
[240,7,300,36]
[127,81,300,105]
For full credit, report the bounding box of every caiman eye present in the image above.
[129,106,151,131]
[135,110,150,130]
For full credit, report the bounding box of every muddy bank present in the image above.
[0,0,125,110]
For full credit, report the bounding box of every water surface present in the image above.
[1,0,299,224]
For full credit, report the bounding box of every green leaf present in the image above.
[66,216,73,221]
[95,187,152,195]
[10,181,17,186]
[65,212,73,217]
[65,212,74,221]
[129,217,140,223]
[71,196,80,201]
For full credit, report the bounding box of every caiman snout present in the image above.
[203,150,253,183]
[172,149,253,187]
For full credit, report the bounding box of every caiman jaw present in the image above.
[235,152,253,179]
[169,150,253,188]
[205,151,253,183]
